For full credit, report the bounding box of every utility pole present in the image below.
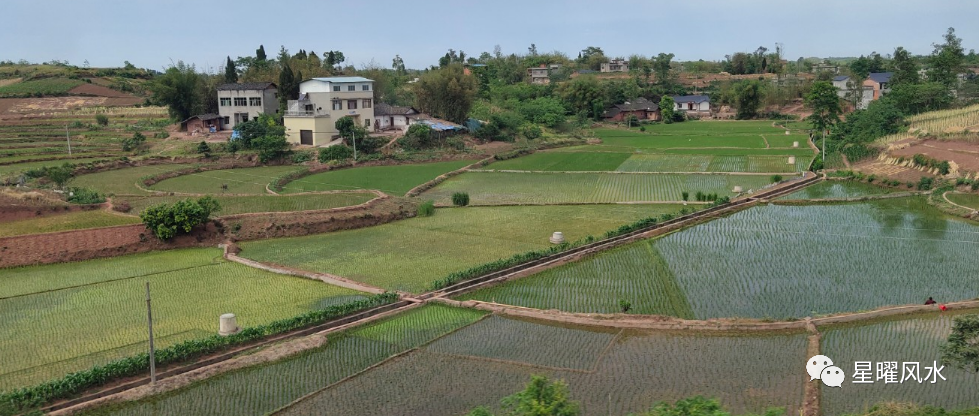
[351,132,357,161]
[146,282,156,384]
[65,123,72,156]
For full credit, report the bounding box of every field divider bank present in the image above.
[803,318,821,416]
[422,171,820,300]
[467,169,795,175]
[404,156,493,197]
[223,245,387,294]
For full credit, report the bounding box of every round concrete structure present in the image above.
[219,313,239,336]
[549,232,565,244]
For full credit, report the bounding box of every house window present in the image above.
[333,86,340,92]
[219,98,231,106]
[365,119,371,127]
[347,85,355,91]
[233,97,247,106]
[347,100,357,110]
[253,117,258,121]
[223,116,230,124]
[332,100,342,110]
[362,99,372,108]
[249,97,262,106]
[362,84,370,91]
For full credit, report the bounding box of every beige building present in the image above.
[283,77,374,146]
[217,82,278,129]
[600,59,629,73]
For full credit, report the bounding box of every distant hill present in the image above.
[0,64,154,98]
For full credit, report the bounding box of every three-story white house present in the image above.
[217,82,278,129]
[283,77,374,146]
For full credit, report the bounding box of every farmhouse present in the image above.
[283,76,375,146]
[831,72,892,109]
[527,65,551,84]
[673,95,711,114]
[602,97,661,121]
[180,114,224,134]
[374,103,420,131]
[217,82,278,129]
[600,59,629,73]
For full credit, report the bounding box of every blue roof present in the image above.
[867,72,893,83]
[673,95,710,103]
[308,76,373,83]
[832,75,849,82]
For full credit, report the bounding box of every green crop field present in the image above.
[593,128,768,149]
[0,77,84,96]
[239,204,682,293]
[0,248,365,390]
[0,157,113,178]
[278,316,806,416]
[72,164,196,195]
[485,151,632,171]
[0,210,140,237]
[765,133,811,148]
[79,305,485,416]
[636,120,784,135]
[616,154,810,173]
[464,198,979,319]
[149,165,302,194]
[279,160,476,196]
[422,171,776,205]
[947,192,979,209]
[779,180,895,200]
[460,240,695,317]
[821,312,979,415]
[118,192,376,216]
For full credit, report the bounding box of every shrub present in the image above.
[66,187,105,204]
[916,176,934,191]
[140,196,221,240]
[196,141,211,155]
[972,182,979,191]
[418,200,436,217]
[452,192,470,207]
[639,126,646,132]
[522,124,542,140]
[154,131,169,139]
[121,132,146,152]
[354,136,387,155]
[618,299,632,313]
[44,163,74,189]
[319,145,354,162]
[681,191,689,201]
[291,150,314,164]
[252,134,291,163]
[95,114,109,126]
[771,174,783,183]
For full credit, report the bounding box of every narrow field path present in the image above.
[224,250,388,295]
[943,191,979,214]
[468,169,792,175]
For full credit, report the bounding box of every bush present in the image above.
[44,163,74,189]
[196,141,211,155]
[291,150,314,164]
[418,200,435,217]
[452,192,470,207]
[681,191,689,201]
[140,196,221,240]
[319,145,354,162]
[66,187,105,204]
[252,134,290,163]
[112,200,132,213]
[521,125,542,140]
[618,299,632,313]
[916,176,934,191]
[639,126,646,132]
[95,114,109,126]
[154,131,169,139]
[771,174,783,183]
[122,132,146,152]
[353,136,387,155]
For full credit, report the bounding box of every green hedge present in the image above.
[0,292,398,414]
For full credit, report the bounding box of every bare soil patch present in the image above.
[67,83,134,98]
[890,139,979,172]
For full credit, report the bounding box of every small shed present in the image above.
[181,114,224,134]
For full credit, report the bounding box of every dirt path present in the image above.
[761,134,770,148]
[841,153,851,169]
[225,251,387,295]
[943,191,978,214]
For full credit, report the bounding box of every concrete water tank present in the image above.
[792,141,799,148]
[788,156,796,164]
[219,313,239,336]
[733,186,743,193]
[549,232,565,244]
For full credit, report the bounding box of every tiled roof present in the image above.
[217,82,276,91]
[182,113,222,122]
[867,72,893,83]
[832,76,850,82]
[374,103,419,116]
[673,95,710,104]
[308,76,373,83]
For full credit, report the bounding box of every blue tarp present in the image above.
[418,119,463,131]
[230,130,241,141]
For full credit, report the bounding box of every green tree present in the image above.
[278,62,296,110]
[392,54,406,75]
[256,45,267,62]
[335,116,357,138]
[732,79,763,120]
[122,132,146,152]
[942,314,979,373]
[660,96,675,124]
[140,196,221,240]
[414,64,478,123]
[558,77,604,118]
[252,134,290,163]
[45,163,74,190]
[652,53,675,86]
[630,396,734,416]
[149,61,203,121]
[805,81,842,162]
[223,56,238,84]
[234,113,283,148]
[927,27,966,88]
[95,114,109,126]
[500,375,580,416]
[196,141,211,156]
[885,82,953,115]
[890,47,920,86]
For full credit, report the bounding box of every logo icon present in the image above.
[807,355,845,388]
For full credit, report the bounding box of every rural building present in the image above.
[673,95,711,114]
[181,114,224,134]
[527,65,551,84]
[602,97,661,121]
[217,82,278,129]
[864,72,893,101]
[600,59,629,73]
[832,73,891,109]
[463,63,488,76]
[283,76,375,146]
[810,62,840,74]
[374,103,420,131]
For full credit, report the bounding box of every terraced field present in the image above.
[0,114,168,166]
[0,248,365,389]
[822,312,979,415]
[0,209,140,237]
[422,171,775,205]
[946,192,979,209]
[148,165,303,194]
[779,180,896,200]
[118,192,376,215]
[279,160,476,196]
[239,204,682,293]
[277,316,807,416]
[464,197,979,319]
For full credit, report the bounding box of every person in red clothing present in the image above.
[925,297,937,305]
[939,304,948,312]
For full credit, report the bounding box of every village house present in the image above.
[673,95,711,114]
[180,114,224,134]
[283,76,375,146]
[527,65,551,84]
[217,82,278,129]
[600,59,629,73]
[374,103,420,131]
[602,97,661,122]
[831,72,892,109]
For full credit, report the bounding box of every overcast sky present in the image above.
[3,0,976,72]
